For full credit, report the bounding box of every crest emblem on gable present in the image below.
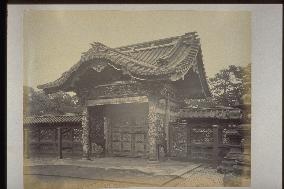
[92,64,107,72]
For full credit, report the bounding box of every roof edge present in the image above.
[115,32,197,51]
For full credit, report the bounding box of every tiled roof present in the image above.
[23,107,242,126]
[23,115,82,125]
[38,32,210,95]
[178,107,242,120]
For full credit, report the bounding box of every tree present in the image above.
[186,64,250,108]
[23,86,82,116]
[208,65,246,107]
[243,63,251,95]
[23,86,34,116]
[24,86,54,116]
[241,63,251,105]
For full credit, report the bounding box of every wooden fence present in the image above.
[168,120,243,164]
[23,116,83,159]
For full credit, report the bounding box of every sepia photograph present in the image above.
[21,9,251,188]
[6,5,282,189]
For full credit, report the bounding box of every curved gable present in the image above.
[38,32,211,99]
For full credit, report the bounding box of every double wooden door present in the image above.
[104,103,148,157]
[111,127,147,157]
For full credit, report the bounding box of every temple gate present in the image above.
[88,102,149,158]
[36,32,215,161]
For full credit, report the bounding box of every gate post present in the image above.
[24,127,30,159]
[148,98,158,161]
[186,124,191,161]
[57,127,63,159]
[104,117,110,156]
[82,107,90,160]
[164,95,170,157]
[212,125,221,166]
[168,122,172,157]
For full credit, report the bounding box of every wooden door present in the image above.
[133,133,147,157]
[110,127,147,157]
[104,103,148,157]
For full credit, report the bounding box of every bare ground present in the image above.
[24,164,225,188]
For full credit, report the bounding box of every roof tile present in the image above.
[37,32,210,96]
[24,115,82,125]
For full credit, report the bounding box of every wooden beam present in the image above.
[87,96,148,106]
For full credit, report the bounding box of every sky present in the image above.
[23,10,251,89]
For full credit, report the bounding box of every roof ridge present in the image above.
[37,31,211,97]
[115,36,180,50]
[115,32,197,51]
[82,42,158,69]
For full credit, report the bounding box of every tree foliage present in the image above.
[209,65,245,107]
[186,64,251,108]
[23,86,82,116]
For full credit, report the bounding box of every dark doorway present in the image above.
[103,103,149,158]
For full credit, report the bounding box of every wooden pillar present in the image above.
[164,95,170,157]
[148,98,158,161]
[54,128,57,155]
[168,123,172,157]
[186,124,191,161]
[71,128,74,156]
[107,117,113,156]
[82,107,90,160]
[38,128,41,154]
[24,128,30,159]
[57,127,63,159]
[212,125,220,166]
[103,117,109,155]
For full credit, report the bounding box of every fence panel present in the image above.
[169,121,240,163]
[169,122,188,160]
[25,125,83,158]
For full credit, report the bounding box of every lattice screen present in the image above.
[191,128,214,144]
[170,123,187,158]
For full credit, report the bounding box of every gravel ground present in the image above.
[24,164,225,188]
[164,165,224,187]
[24,175,148,189]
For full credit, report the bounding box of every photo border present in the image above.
[7,4,282,189]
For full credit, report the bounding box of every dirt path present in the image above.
[24,175,153,189]
[163,165,224,187]
[24,164,225,188]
